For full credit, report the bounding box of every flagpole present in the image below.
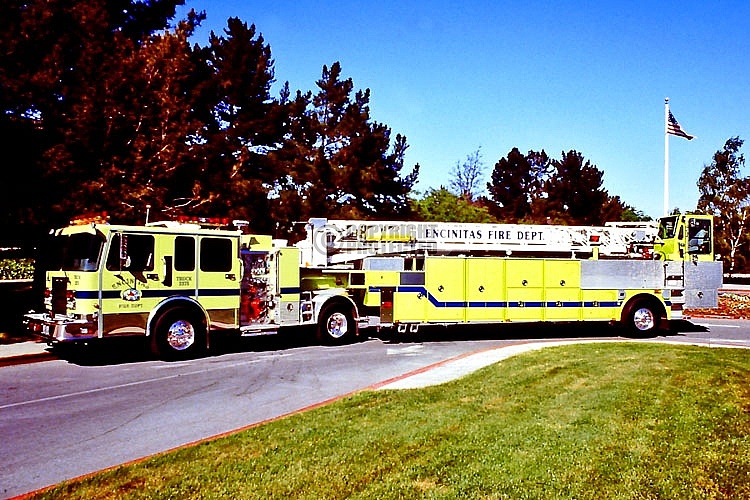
[664,97,670,216]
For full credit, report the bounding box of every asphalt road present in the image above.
[1,319,748,499]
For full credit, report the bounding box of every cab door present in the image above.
[195,235,241,327]
[685,216,714,261]
[100,231,160,336]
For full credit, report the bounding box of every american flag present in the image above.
[667,110,695,140]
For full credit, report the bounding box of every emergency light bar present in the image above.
[69,212,109,225]
[174,216,233,227]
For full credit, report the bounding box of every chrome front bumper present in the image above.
[24,312,98,342]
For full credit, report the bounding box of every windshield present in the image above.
[43,232,105,272]
[657,216,677,239]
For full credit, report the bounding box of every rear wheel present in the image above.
[151,308,206,360]
[316,306,356,345]
[624,300,663,337]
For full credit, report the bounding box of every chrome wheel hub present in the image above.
[166,320,195,350]
[326,312,348,339]
[633,308,655,331]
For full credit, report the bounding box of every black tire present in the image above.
[624,300,662,337]
[151,308,206,360]
[316,306,356,345]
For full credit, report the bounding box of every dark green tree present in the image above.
[487,147,549,222]
[542,150,610,225]
[602,197,652,222]
[96,20,206,223]
[487,148,634,225]
[187,18,286,231]
[2,4,420,241]
[273,62,418,233]
[260,85,317,237]
[697,137,750,272]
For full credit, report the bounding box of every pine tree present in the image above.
[273,62,418,233]
[543,150,609,225]
[487,147,543,222]
[188,18,285,231]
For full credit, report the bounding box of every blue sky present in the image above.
[177,1,750,219]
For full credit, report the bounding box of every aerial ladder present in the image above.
[298,218,658,268]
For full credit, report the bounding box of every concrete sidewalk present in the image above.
[375,340,610,390]
[374,337,750,390]
[0,339,53,364]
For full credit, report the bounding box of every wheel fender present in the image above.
[312,291,358,324]
[620,294,667,326]
[146,296,209,340]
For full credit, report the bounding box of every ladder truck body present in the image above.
[297,215,721,335]
[24,213,722,359]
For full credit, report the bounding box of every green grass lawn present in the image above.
[33,342,750,499]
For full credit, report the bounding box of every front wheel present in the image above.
[151,308,206,360]
[316,306,356,345]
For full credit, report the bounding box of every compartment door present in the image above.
[544,260,582,321]
[466,258,506,322]
[506,259,544,321]
[424,258,466,322]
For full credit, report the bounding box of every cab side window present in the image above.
[688,219,711,254]
[174,236,196,271]
[106,233,155,271]
[200,237,233,272]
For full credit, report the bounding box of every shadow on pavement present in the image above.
[48,319,710,366]
[669,319,710,333]
[375,321,621,344]
[373,318,711,344]
[48,327,323,366]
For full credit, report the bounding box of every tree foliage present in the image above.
[543,150,609,224]
[301,62,419,223]
[0,0,203,228]
[412,188,495,223]
[1,2,418,242]
[487,148,632,225]
[186,18,285,229]
[697,137,750,272]
[487,147,548,222]
[264,62,419,237]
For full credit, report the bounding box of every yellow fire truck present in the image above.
[24,213,722,360]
